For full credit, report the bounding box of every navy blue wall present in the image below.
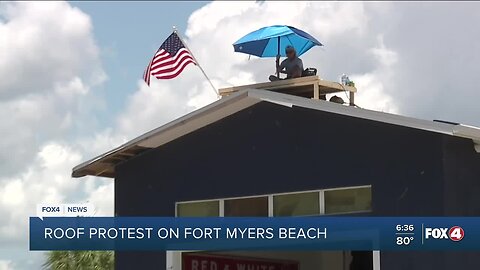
[114,101,480,269]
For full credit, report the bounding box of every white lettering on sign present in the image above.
[278,227,327,239]
[225,228,274,239]
[236,264,275,270]
[36,203,95,219]
[184,227,221,239]
[425,226,465,241]
[425,228,448,239]
[44,227,85,239]
[190,259,218,270]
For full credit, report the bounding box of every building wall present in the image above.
[378,135,480,270]
[114,102,480,269]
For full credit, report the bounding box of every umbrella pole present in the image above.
[276,36,280,78]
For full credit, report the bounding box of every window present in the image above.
[273,191,320,217]
[176,185,372,217]
[177,200,219,217]
[224,196,268,217]
[324,187,371,214]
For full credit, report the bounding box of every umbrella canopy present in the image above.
[233,25,322,58]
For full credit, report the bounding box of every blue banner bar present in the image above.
[30,217,474,251]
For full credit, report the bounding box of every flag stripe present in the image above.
[143,58,152,86]
[151,48,181,63]
[143,33,196,86]
[151,49,192,69]
[151,50,171,66]
[151,59,195,77]
[151,52,194,73]
[153,59,196,80]
[151,49,192,68]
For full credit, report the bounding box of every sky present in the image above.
[1,1,480,269]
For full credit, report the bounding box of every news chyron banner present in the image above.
[30,215,480,251]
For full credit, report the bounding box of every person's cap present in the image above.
[285,45,295,53]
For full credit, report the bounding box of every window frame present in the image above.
[175,185,372,217]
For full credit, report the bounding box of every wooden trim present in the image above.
[218,76,357,100]
[219,76,321,94]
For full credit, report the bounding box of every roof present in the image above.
[72,89,480,178]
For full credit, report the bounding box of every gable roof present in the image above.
[72,89,480,178]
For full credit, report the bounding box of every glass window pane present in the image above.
[177,201,219,217]
[273,192,320,216]
[325,187,372,214]
[224,197,268,217]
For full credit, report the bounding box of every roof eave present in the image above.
[71,90,261,178]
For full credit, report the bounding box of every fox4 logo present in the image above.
[425,226,464,241]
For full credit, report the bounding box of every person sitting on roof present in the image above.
[269,45,304,81]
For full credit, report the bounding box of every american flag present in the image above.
[143,32,196,86]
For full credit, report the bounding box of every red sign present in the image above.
[182,253,299,270]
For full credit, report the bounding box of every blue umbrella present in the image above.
[233,25,322,76]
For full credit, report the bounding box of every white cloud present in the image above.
[0,2,105,98]
[0,2,106,176]
[0,141,115,270]
[353,73,398,113]
[0,2,111,268]
[54,77,90,101]
[77,128,128,157]
[370,35,399,68]
[86,182,114,217]
[186,2,258,38]
[352,35,399,113]
[116,79,196,138]
[0,143,82,243]
[0,260,13,270]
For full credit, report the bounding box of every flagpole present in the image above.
[173,26,219,98]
